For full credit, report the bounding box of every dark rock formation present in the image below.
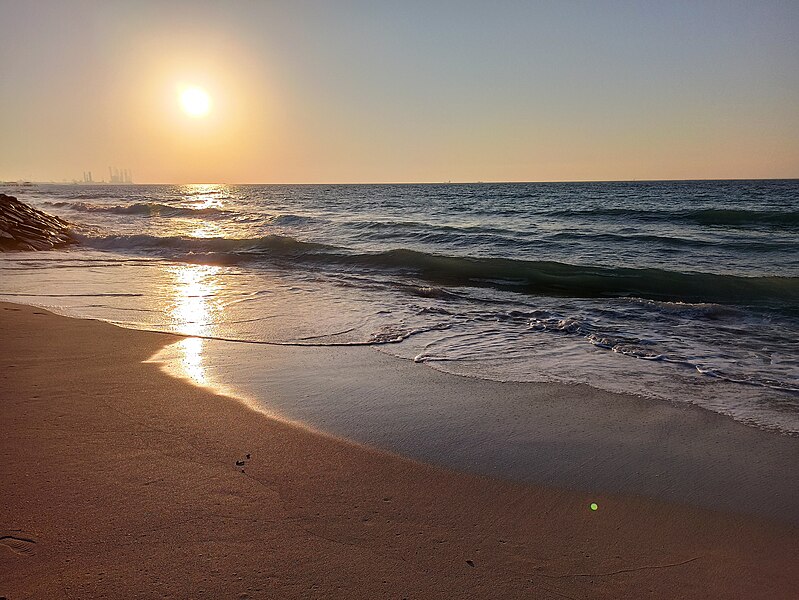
[0,193,77,251]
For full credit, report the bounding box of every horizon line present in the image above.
[6,176,799,186]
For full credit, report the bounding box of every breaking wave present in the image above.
[77,232,799,309]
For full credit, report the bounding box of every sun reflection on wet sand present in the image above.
[177,337,207,385]
[168,263,223,386]
[146,260,287,424]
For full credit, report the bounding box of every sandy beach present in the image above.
[5,0,799,595]
[1,302,797,598]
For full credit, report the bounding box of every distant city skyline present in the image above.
[70,167,133,184]
[1,1,798,183]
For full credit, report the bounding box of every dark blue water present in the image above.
[2,180,798,433]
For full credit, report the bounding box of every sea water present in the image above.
[1,180,797,434]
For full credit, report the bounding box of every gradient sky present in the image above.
[1,1,798,183]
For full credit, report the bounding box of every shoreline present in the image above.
[1,302,798,598]
[7,296,799,441]
[151,328,799,526]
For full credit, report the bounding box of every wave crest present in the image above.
[44,201,232,218]
[77,232,331,254]
[550,207,799,228]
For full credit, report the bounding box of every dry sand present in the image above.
[1,302,798,598]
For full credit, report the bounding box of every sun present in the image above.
[179,86,211,117]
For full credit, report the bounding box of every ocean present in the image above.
[1,180,798,434]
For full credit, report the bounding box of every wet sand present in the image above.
[162,337,799,525]
[1,302,798,598]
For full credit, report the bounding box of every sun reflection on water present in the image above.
[188,220,224,238]
[165,184,253,240]
[182,183,227,210]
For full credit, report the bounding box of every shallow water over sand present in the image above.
[1,180,798,434]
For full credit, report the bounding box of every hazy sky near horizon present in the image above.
[1,1,798,183]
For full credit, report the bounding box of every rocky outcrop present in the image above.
[0,193,77,251]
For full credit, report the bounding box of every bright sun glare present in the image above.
[180,86,211,117]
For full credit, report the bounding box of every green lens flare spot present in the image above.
[590,502,599,511]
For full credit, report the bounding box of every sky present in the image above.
[1,0,798,183]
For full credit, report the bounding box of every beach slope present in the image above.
[1,302,797,598]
